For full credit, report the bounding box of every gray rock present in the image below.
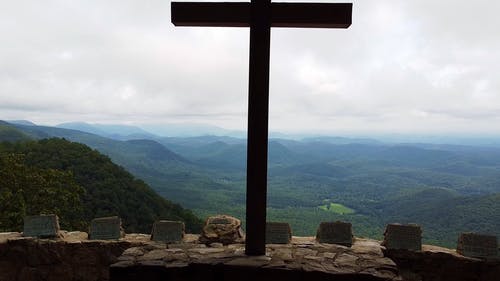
[199,215,244,245]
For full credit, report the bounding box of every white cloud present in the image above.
[0,0,499,135]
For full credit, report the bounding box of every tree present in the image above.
[0,153,84,231]
[0,138,204,233]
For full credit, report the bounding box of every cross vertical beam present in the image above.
[171,0,352,256]
[245,0,271,256]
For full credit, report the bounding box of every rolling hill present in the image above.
[2,121,235,210]
[0,137,203,233]
[0,121,31,142]
[2,120,500,246]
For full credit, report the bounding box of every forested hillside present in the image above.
[3,121,500,247]
[0,136,202,233]
[0,121,31,142]
[160,133,500,247]
[0,151,84,231]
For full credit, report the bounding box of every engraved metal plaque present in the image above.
[23,214,60,238]
[266,222,291,244]
[457,233,498,259]
[316,221,353,246]
[382,223,422,251]
[89,216,123,240]
[151,220,184,243]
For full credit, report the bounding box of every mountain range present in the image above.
[1,120,499,247]
[0,124,202,233]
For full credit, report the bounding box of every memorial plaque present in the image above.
[23,214,60,238]
[457,232,498,259]
[316,221,353,247]
[266,222,291,244]
[89,216,124,240]
[151,220,185,243]
[382,223,422,251]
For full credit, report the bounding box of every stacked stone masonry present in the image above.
[2,231,499,281]
[1,216,499,281]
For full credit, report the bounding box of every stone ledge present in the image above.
[111,236,401,281]
[1,232,499,281]
[0,231,148,281]
[383,245,500,281]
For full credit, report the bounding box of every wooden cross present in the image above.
[171,0,352,256]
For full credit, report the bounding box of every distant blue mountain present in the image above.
[2,121,500,247]
[141,123,246,138]
[55,121,248,139]
[56,122,155,139]
[6,120,37,126]
[301,136,381,145]
[56,122,106,135]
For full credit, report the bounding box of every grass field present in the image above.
[318,202,355,214]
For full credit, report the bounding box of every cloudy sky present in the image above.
[1,0,499,135]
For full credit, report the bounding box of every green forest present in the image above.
[1,121,500,248]
[0,137,202,233]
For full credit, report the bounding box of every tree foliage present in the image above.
[0,152,84,231]
[0,139,203,233]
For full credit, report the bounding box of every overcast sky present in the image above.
[1,0,499,135]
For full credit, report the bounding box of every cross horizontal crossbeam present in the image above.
[171,0,352,256]
[172,2,352,28]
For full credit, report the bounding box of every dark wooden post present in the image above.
[245,0,271,256]
[171,1,352,256]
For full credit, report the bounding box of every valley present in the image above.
[2,120,500,248]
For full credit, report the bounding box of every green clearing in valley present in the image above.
[318,202,355,214]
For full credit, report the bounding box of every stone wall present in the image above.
[110,236,500,281]
[1,232,499,281]
[0,232,147,281]
[110,236,400,281]
[384,246,500,281]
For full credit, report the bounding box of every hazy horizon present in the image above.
[4,119,500,147]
